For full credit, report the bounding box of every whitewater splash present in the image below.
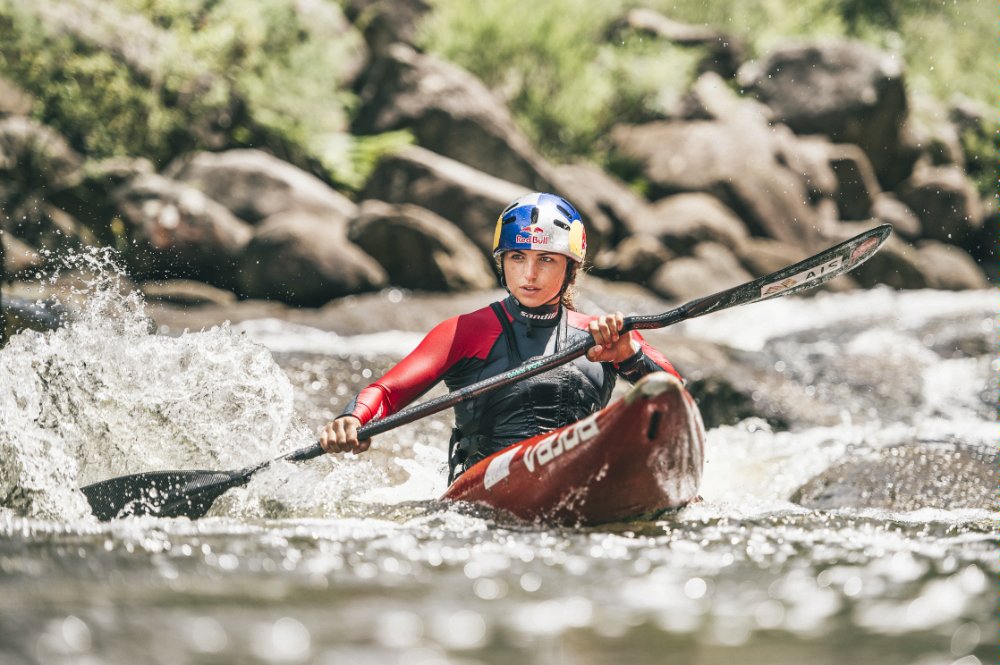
[0,249,308,521]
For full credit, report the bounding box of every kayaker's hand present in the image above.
[586,312,639,364]
[319,416,372,455]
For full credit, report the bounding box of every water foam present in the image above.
[0,250,304,521]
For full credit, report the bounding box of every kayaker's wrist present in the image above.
[613,340,643,369]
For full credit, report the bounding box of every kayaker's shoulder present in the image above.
[565,309,600,330]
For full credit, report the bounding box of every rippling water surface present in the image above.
[0,253,996,665]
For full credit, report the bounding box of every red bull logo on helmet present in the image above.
[515,225,551,246]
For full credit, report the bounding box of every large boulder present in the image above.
[649,242,753,302]
[827,143,881,220]
[549,161,642,252]
[0,117,82,209]
[592,234,674,283]
[165,149,358,224]
[112,174,253,287]
[348,200,496,291]
[871,193,922,240]
[896,164,983,249]
[631,193,749,254]
[738,40,917,187]
[915,241,990,290]
[237,211,387,305]
[352,43,554,191]
[363,145,529,257]
[609,120,825,246]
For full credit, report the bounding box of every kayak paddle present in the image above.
[81,223,892,520]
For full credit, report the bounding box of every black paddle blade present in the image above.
[81,469,252,521]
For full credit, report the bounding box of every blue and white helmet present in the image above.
[492,193,587,263]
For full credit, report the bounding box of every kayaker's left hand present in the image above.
[586,312,639,364]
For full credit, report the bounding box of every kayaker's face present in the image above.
[503,250,569,307]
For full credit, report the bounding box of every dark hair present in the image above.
[495,254,583,311]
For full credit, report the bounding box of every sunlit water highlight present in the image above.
[0,251,995,664]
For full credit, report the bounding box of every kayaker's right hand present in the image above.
[319,416,371,455]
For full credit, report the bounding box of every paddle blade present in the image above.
[81,469,251,521]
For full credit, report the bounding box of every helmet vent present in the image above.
[530,206,539,224]
[553,219,570,231]
[556,204,572,218]
[502,213,517,225]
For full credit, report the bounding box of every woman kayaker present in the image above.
[320,192,682,482]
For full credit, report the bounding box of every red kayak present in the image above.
[442,372,705,525]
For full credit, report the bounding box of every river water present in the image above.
[0,251,996,665]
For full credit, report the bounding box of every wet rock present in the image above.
[238,210,387,305]
[896,164,984,249]
[0,117,82,208]
[348,200,495,291]
[363,145,528,257]
[353,43,554,191]
[871,193,922,240]
[738,40,915,188]
[165,149,358,225]
[915,241,989,290]
[828,143,881,220]
[792,443,999,511]
[649,242,753,302]
[608,120,824,246]
[112,174,253,287]
[6,197,98,255]
[632,192,748,254]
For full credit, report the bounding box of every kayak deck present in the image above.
[442,372,705,525]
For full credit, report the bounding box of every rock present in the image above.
[49,157,156,244]
[141,280,238,306]
[237,210,387,305]
[896,164,983,248]
[738,40,916,187]
[792,442,998,511]
[773,134,838,201]
[363,145,529,257]
[352,43,554,191]
[550,161,643,251]
[0,117,82,207]
[907,92,966,168]
[649,242,753,302]
[871,193,922,240]
[165,149,358,224]
[592,234,674,283]
[5,198,97,254]
[827,143,881,220]
[348,200,496,291]
[0,77,32,118]
[677,71,771,125]
[966,196,997,278]
[632,193,749,254]
[608,8,747,78]
[112,174,253,287]
[2,233,43,275]
[343,0,430,56]
[915,241,989,290]
[609,120,824,245]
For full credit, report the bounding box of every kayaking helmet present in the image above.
[492,193,587,264]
